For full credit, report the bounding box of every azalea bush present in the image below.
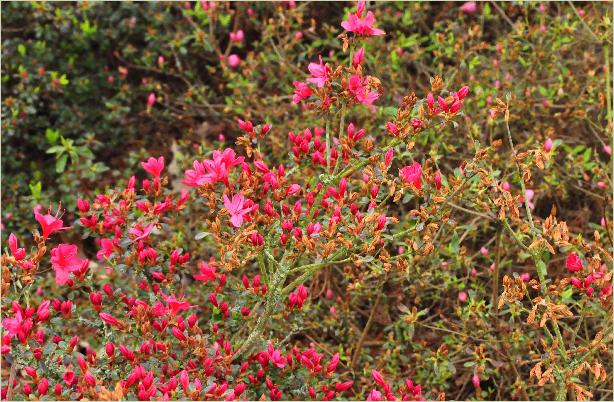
[1,1,613,401]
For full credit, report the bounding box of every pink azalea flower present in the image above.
[141,156,165,178]
[96,238,116,260]
[566,253,583,272]
[460,2,478,14]
[341,2,385,36]
[8,233,26,260]
[2,303,33,341]
[227,54,241,68]
[129,223,155,242]
[400,162,423,190]
[348,74,380,105]
[223,193,254,228]
[183,148,244,187]
[50,244,87,285]
[292,81,313,104]
[34,205,71,240]
[147,93,156,108]
[194,260,217,283]
[229,30,244,43]
[307,56,331,88]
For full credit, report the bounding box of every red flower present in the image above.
[400,162,423,190]
[341,2,385,36]
[141,156,165,178]
[34,205,70,240]
[566,253,583,272]
[50,244,87,285]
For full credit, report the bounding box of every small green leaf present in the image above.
[17,43,26,56]
[55,154,68,173]
[46,128,60,143]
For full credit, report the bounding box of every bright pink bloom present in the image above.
[8,233,26,260]
[566,253,583,272]
[223,193,254,228]
[141,156,165,178]
[460,2,478,14]
[2,303,33,341]
[400,162,423,190]
[307,56,331,88]
[50,244,87,285]
[34,205,70,240]
[348,74,380,105]
[227,54,241,68]
[544,138,553,152]
[341,2,385,36]
[292,81,313,104]
[194,260,217,283]
[147,93,156,108]
[229,30,244,43]
[472,374,481,388]
[183,148,244,187]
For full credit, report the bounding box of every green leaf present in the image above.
[59,74,69,85]
[56,154,68,173]
[29,181,42,199]
[17,43,26,57]
[45,128,60,143]
[219,14,231,27]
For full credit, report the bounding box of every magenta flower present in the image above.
[460,2,478,14]
[348,74,380,105]
[292,81,313,104]
[147,93,156,108]
[8,233,26,260]
[400,162,423,190]
[183,148,244,187]
[227,54,241,68]
[341,2,385,36]
[50,244,87,285]
[2,303,33,341]
[141,156,165,178]
[34,205,70,240]
[194,260,217,282]
[307,56,331,88]
[223,193,254,228]
[566,253,583,272]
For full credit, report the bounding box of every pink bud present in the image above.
[352,48,365,68]
[227,54,241,68]
[544,138,553,152]
[458,291,468,302]
[604,145,612,156]
[472,374,480,388]
[147,93,156,108]
[460,2,477,14]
